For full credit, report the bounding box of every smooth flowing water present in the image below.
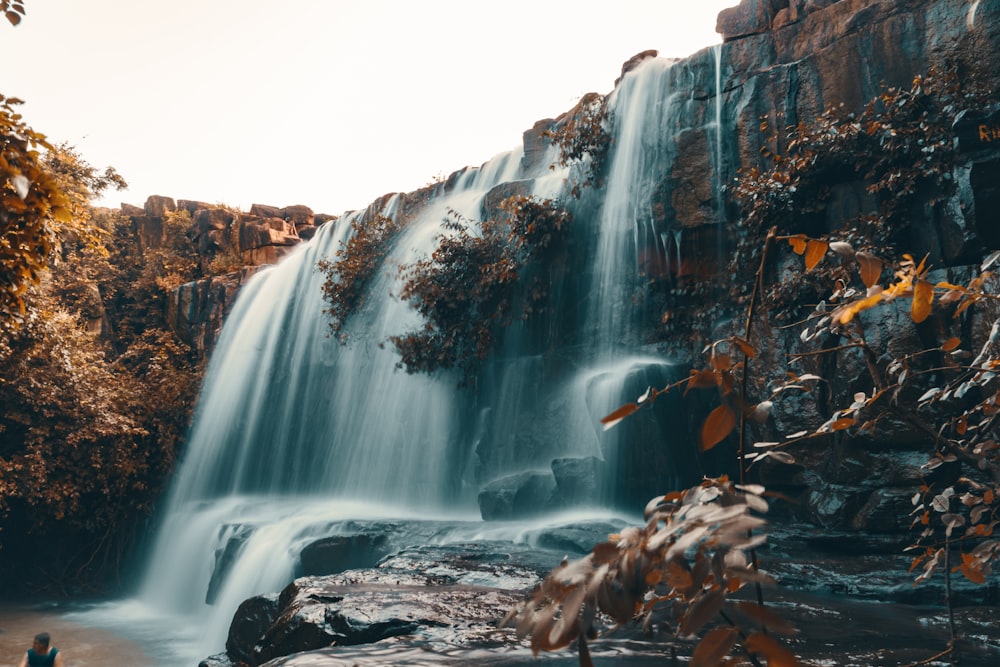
[69,54,731,664]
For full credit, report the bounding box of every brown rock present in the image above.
[521,118,556,174]
[249,203,281,218]
[670,128,716,228]
[120,202,145,217]
[177,199,214,215]
[717,0,784,41]
[280,204,314,228]
[616,49,659,85]
[144,194,176,217]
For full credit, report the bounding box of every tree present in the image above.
[0,94,72,329]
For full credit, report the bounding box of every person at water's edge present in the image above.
[17,632,65,667]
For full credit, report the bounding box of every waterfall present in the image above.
[109,52,730,663]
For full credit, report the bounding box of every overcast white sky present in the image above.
[1,0,736,215]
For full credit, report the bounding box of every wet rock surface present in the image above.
[205,518,1000,666]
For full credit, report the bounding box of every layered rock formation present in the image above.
[116,195,335,353]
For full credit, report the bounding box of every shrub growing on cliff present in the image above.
[544,92,612,197]
[729,69,987,317]
[391,195,571,382]
[318,213,407,340]
[752,236,1000,661]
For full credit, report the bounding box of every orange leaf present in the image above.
[830,417,855,431]
[961,558,987,585]
[680,588,726,635]
[710,353,732,372]
[691,626,739,667]
[733,601,798,635]
[804,240,828,271]
[701,405,737,451]
[745,633,800,667]
[601,403,639,430]
[686,369,719,393]
[787,235,807,255]
[665,560,694,591]
[941,337,961,352]
[731,335,756,359]
[856,252,883,288]
[911,279,933,323]
[834,290,884,325]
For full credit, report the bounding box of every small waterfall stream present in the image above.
[77,52,731,664]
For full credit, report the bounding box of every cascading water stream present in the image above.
[578,56,726,496]
[77,52,730,665]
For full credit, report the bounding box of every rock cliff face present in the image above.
[147,0,1000,511]
[147,3,1000,664]
[116,195,334,353]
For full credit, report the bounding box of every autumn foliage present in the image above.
[0,144,204,595]
[318,213,406,340]
[543,92,612,197]
[391,195,571,381]
[0,94,73,328]
[503,478,796,666]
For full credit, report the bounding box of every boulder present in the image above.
[143,194,176,217]
[225,593,280,665]
[177,199,214,215]
[120,202,144,217]
[249,203,282,218]
[550,456,602,505]
[244,574,519,665]
[280,204,315,230]
[616,49,659,85]
[520,118,556,174]
[477,471,557,520]
[298,533,388,577]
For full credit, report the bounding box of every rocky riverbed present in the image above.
[190,519,1000,667]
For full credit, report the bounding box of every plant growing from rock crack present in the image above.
[390,195,571,383]
[543,92,612,198]
[318,213,407,341]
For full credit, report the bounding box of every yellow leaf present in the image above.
[911,279,933,323]
[700,405,737,451]
[834,291,884,325]
[804,240,828,271]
